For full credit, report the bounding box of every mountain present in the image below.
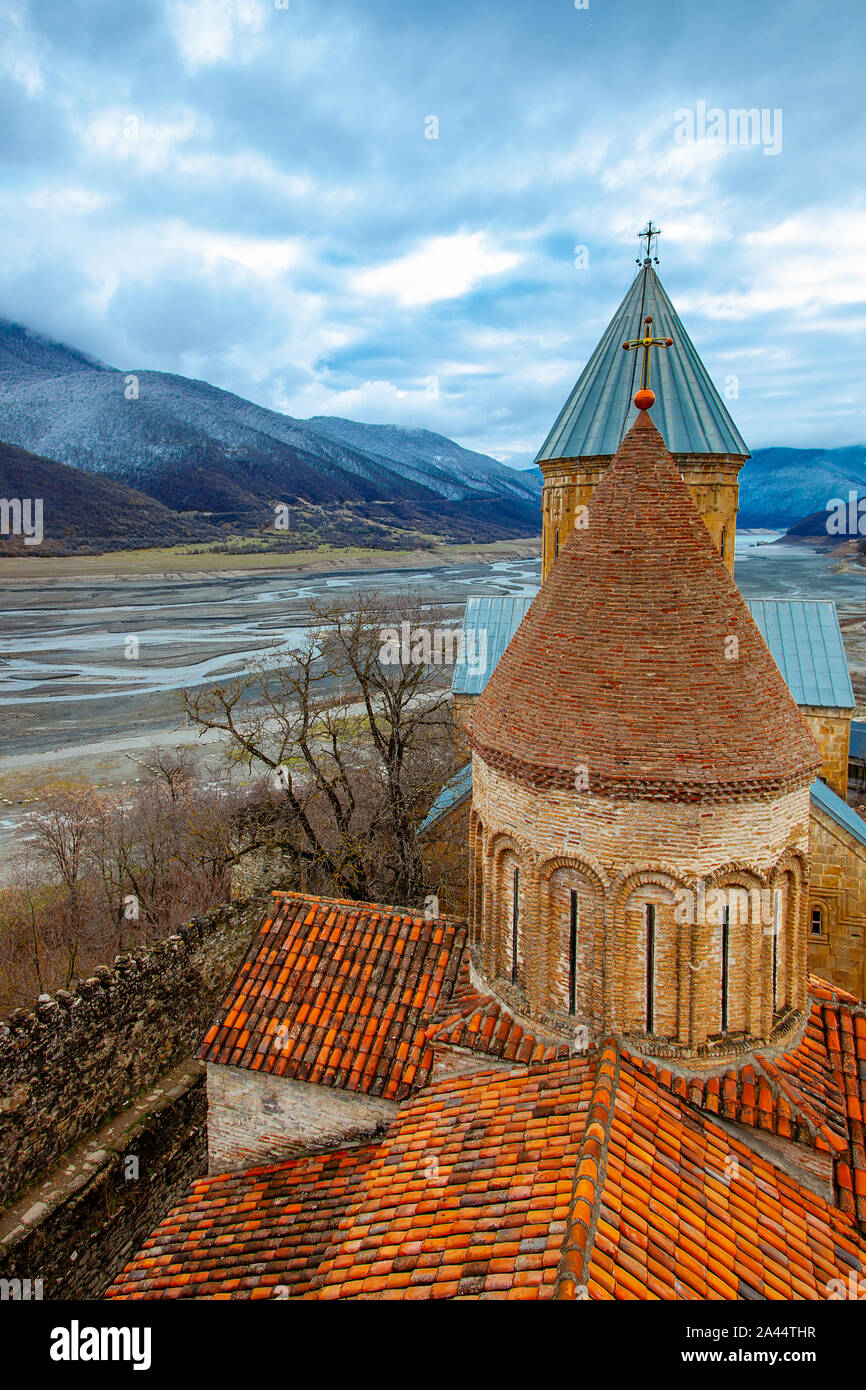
[0,320,542,544]
[0,440,223,554]
[738,446,866,528]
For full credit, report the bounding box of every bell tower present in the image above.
[538,222,749,581]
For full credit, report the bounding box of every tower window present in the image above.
[645,904,656,1033]
[554,527,560,559]
[720,526,727,560]
[720,905,730,1032]
[811,906,824,936]
[569,890,578,1016]
[772,889,781,1010]
[511,867,520,985]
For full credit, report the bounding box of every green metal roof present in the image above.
[811,778,866,848]
[746,600,854,709]
[451,595,534,696]
[418,761,473,834]
[535,263,749,462]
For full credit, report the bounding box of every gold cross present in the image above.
[622,314,674,392]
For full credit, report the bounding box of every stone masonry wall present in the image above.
[0,1068,207,1300]
[471,754,811,1056]
[809,802,866,1000]
[206,1063,397,1173]
[801,708,852,800]
[0,896,265,1209]
[540,452,745,582]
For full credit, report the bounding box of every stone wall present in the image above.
[0,1067,207,1300]
[0,896,265,1210]
[229,843,301,899]
[801,708,852,799]
[418,795,471,917]
[452,693,473,763]
[206,1063,397,1173]
[808,802,866,999]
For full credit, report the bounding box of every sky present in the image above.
[1,0,864,465]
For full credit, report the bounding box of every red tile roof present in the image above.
[558,1044,866,1302]
[627,978,861,1173]
[197,892,466,1102]
[106,1146,373,1300]
[469,410,821,800]
[425,955,573,1066]
[109,1036,866,1301]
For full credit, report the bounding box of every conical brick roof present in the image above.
[470,410,820,801]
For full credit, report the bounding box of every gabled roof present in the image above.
[471,411,821,800]
[536,262,749,461]
[109,978,866,1301]
[811,778,866,850]
[451,595,534,696]
[197,892,466,1102]
[104,1145,372,1300]
[747,600,854,709]
[851,720,866,761]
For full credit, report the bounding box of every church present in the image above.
[107,229,866,1302]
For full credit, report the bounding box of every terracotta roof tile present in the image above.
[555,1047,866,1302]
[197,892,466,1100]
[628,981,858,1164]
[105,1146,373,1300]
[424,956,572,1065]
[111,1041,866,1301]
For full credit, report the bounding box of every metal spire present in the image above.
[637,220,661,266]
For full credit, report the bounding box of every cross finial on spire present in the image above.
[637,219,661,266]
[622,314,674,410]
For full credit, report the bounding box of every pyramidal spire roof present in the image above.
[471,410,819,801]
[536,262,749,461]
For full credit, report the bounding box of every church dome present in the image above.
[470,409,821,802]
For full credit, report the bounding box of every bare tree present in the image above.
[182,589,456,905]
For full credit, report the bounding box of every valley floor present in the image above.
[0,536,541,581]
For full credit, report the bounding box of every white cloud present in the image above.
[167,0,265,72]
[353,231,521,307]
[0,0,43,94]
[679,209,866,322]
[27,188,110,216]
[81,107,210,172]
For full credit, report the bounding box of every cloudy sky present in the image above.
[1,0,864,464]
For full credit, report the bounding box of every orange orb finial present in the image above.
[634,388,655,411]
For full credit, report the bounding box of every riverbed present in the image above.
[1,538,865,860]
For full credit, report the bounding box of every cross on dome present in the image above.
[621,313,674,409]
[637,219,662,264]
